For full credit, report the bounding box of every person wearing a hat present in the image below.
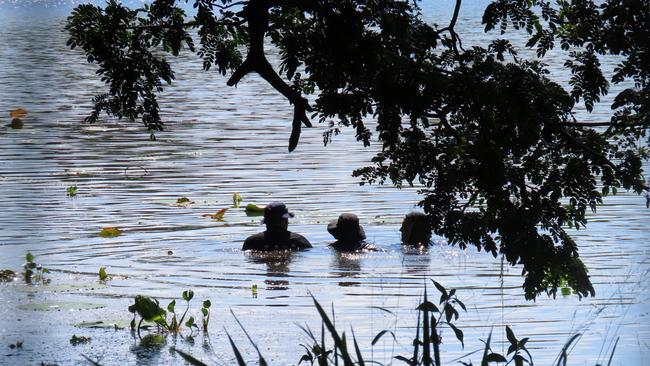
[327,213,379,252]
[242,202,312,251]
[400,211,432,246]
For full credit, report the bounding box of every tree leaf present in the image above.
[448,322,464,348]
[486,353,507,363]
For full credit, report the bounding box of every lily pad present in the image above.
[174,197,194,207]
[16,283,108,293]
[99,227,122,238]
[9,118,24,129]
[10,108,28,118]
[245,204,265,216]
[0,269,16,282]
[18,302,105,311]
[74,320,136,330]
[70,334,91,345]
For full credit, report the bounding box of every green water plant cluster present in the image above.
[128,289,212,338]
[23,252,50,285]
[66,185,78,197]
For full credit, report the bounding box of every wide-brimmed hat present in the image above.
[262,202,294,224]
[327,213,366,241]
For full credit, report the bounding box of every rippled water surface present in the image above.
[1,1,649,365]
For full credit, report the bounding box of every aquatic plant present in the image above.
[233,193,243,208]
[23,252,49,285]
[66,185,78,197]
[128,290,211,338]
[98,267,109,282]
[99,227,121,238]
[201,300,212,332]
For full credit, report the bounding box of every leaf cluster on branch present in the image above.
[66,0,650,299]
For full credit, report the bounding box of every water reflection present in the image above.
[330,251,362,287]
[245,251,294,291]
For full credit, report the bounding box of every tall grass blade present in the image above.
[321,322,328,366]
[351,328,366,366]
[170,347,208,366]
[231,309,268,366]
[370,306,396,317]
[412,306,421,366]
[81,354,102,366]
[606,337,619,366]
[372,330,397,346]
[226,330,247,366]
[554,333,581,366]
[422,285,432,366]
[310,293,354,366]
[332,304,339,366]
[480,329,493,366]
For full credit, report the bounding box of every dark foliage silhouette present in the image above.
[66,0,650,299]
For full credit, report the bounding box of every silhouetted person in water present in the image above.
[646,194,649,208]
[242,202,311,251]
[400,211,432,247]
[328,213,380,252]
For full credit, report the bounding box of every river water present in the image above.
[0,1,648,365]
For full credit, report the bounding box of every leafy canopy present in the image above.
[66,0,649,299]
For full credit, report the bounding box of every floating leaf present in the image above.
[175,197,194,207]
[201,208,228,220]
[99,227,121,238]
[9,118,24,129]
[18,302,105,311]
[245,204,265,215]
[70,334,91,345]
[16,283,107,293]
[74,320,133,329]
[0,269,16,282]
[10,108,28,118]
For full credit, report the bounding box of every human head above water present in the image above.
[327,213,366,243]
[400,211,431,246]
[263,202,294,231]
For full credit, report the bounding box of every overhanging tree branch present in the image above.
[226,0,312,151]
